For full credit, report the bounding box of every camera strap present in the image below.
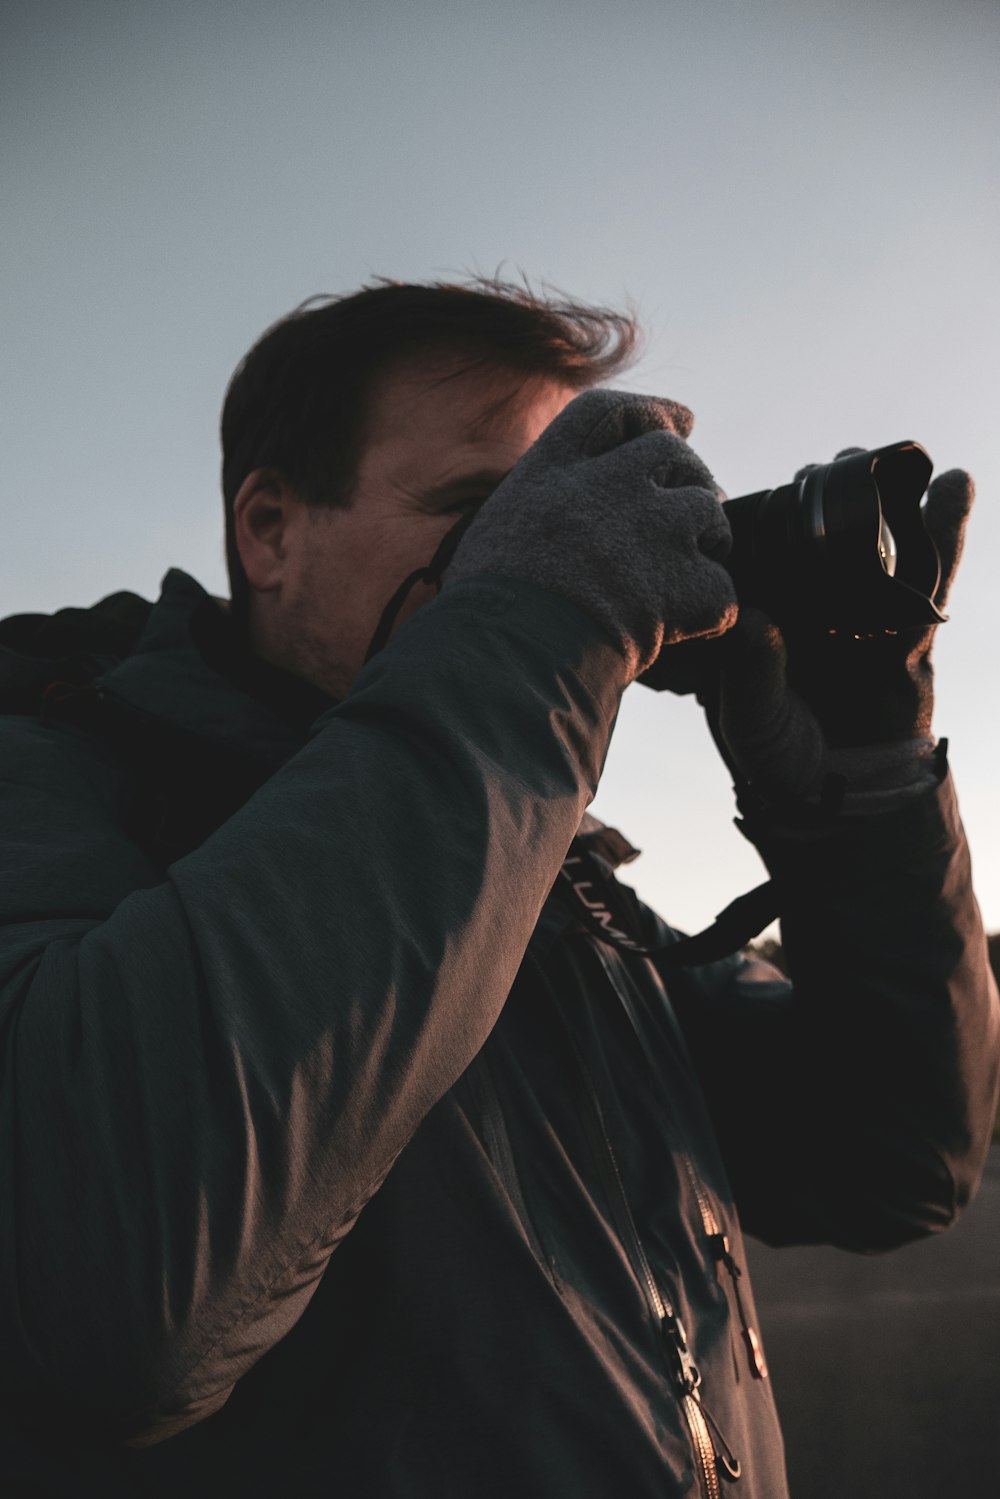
[655,879,780,966]
[363,510,480,665]
[559,837,780,967]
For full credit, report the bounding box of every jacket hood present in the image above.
[0,584,151,714]
[1,569,335,776]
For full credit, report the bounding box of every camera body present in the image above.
[721,440,943,633]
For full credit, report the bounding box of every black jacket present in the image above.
[1,570,997,1498]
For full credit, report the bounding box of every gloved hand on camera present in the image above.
[702,455,974,812]
[446,389,738,682]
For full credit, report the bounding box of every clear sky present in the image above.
[3,0,998,933]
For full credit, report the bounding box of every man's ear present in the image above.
[233,469,305,592]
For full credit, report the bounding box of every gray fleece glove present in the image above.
[446,389,738,681]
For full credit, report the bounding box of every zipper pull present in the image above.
[698,1395,743,1484]
[741,1324,768,1383]
[707,1233,769,1381]
[666,1306,744,1486]
[661,1310,702,1396]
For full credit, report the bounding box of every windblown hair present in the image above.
[220,275,641,609]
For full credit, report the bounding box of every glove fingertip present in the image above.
[579,394,696,457]
[662,399,695,440]
[927,467,975,505]
[924,471,975,555]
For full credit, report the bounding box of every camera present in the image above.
[721,440,944,633]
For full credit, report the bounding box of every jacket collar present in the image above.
[97,569,335,775]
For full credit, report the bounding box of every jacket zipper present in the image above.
[543,975,741,1497]
[589,941,768,1385]
[684,1393,722,1499]
[680,1154,768,1382]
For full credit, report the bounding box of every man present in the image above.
[0,278,996,1498]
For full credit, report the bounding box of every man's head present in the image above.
[221,277,639,697]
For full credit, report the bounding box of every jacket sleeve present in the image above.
[658,771,1000,1253]
[0,577,626,1443]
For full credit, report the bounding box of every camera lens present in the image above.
[719,441,942,630]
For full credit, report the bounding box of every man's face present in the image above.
[257,361,577,698]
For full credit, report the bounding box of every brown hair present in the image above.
[220,275,641,609]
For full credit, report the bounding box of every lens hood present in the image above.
[722,441,944,631]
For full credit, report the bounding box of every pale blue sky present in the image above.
[3,0,998,931]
